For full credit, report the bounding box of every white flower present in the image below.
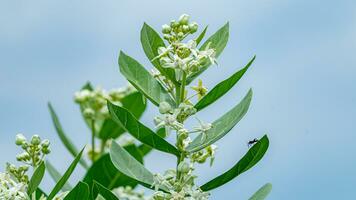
[193,119,212,141]
[0,172,28,200]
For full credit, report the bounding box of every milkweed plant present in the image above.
[0,14,272,200]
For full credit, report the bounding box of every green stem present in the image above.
[91,119,96,162]
[180,72,187,103]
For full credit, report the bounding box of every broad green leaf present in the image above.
[48,103,89,169]
[249,183,273,200]
[141,23,177,84]
[108,101,180,157]
[35,188,47,199]
[93,181,119,200]
[110,141,155,187]
[187,89,253,153]
[83,146,142,196]
[187,23,230,84]
[195,56,255,111]
[200,135,269,191]
[46,160,73,191]
[63,182,90,200]
[48,148,85,200]
[27,161,46,195]
[98,92,147,139]
[138,128,166,156]
[118,51,175,106]
[195,26,208,46]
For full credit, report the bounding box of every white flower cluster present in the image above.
[113,186,148,200]
[151,167,209,200]
[74,85,135,121]
[0,172,28,200]
[154,14,217,81]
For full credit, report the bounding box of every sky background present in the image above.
[1,0,356,199]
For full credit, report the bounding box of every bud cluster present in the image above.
[154,14,217,81]
[162,14,198,43]
[0,172,28,200]
[74,85,135,121]
[15,134,51,167]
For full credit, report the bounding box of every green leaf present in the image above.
[93,181,119,200]
[195,25,208,46]
[82,82,94,90]
[35,188,47,199]
[46,160,73,191]
[83,146,142,196]
[138,128,166,156]
[108,101,180,157]
[187,23,230,84]
[195,56,255,111]
[200,135,269,191]
[48,103,89,169]
[118,51,175,106]
[249,183,273,200]
[110,141,155,188]
[27,161,46,195]
[98,92,147,139]
[187,89,253,153]
[63,182,90,200]
[141,23,177,84]
[47,148,85,200]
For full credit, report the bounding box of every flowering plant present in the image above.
[0,14,271,200]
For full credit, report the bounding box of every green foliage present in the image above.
[187,89,253,153]
[46,160,73,191]
[27,161,46,195]
[47,148,84,200]
[63,182,90,200]
[110,141,155,188]
[108,101,180,157]
[249,183,273,200]
[118,51,175,106]
[194,56,255,111]
[200,135,269,191]
[48,103,89,168]
[93,181,120,200]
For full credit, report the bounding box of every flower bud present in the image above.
[163,34,170,40]
[31,135,41,145]
[170,20,179,28]
[19,165,29,172]
[159,102,172,114]
[162,24,171,34]
[177,32,184,38]
[189,22,198,33]
[178,161,190,173]
[41,139,50,148]
[42,147,51,154]
[179,14,190,25]
[83,108,95,119]
[182,25,190,33]
[15,134,26,145]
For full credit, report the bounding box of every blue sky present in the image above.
[1,0,355,199]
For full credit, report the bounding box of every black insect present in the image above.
[247,138,259,147]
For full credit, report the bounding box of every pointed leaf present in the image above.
[200,135,269,191]
[249,183,272,200]
[108,101,180,157]
[110,141,154,187]
[187,23,230,84]
[195,26,208,46]
[138,128,166,156]
[141,23,177,84]
[63,182,90,200]
[48,103,89,169]
[27,161,46,195]
[48,148,85,200]
[93,181,119,200]
[46,160,73,191]
[35,188,47,199]
[195,56,255,111]
[118,51,175,106]
[98,92,147,139]
[83,146,142,198]
[187,89,253,153]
